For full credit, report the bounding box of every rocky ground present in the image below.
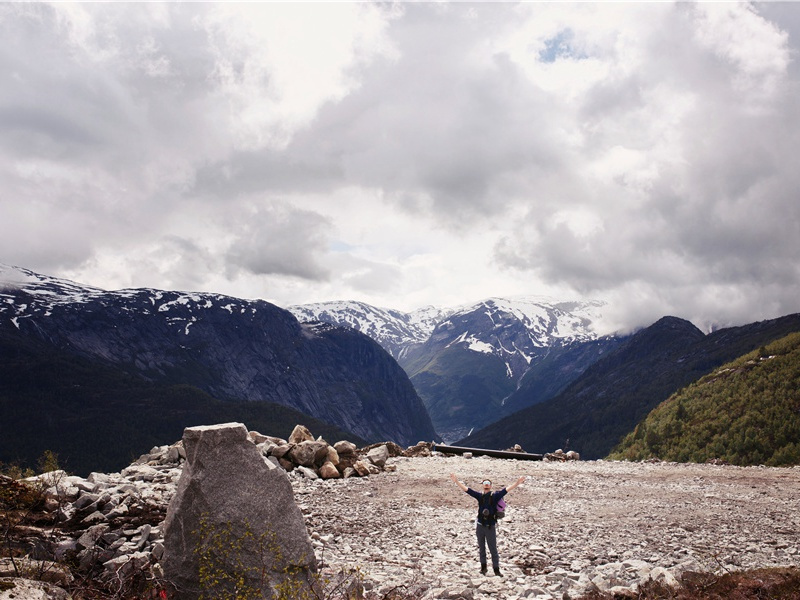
[3,440,799,600]
[295,454,800,600]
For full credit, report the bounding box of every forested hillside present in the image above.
[609,332,800,466]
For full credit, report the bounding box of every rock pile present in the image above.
[3,424,413,598]
[542,449,580,462]
[19,458,181,594]
[257,424,405,479]
[498,445,581,462]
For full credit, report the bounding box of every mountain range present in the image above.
[0,264,437,474]
[4,263,799,474]
[287,298,800,460]
[289,297,618,441]
[459,313,800,458]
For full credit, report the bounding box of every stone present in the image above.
[404,441,433,457]
[649,567,679,588]
[0,578,70,600]
[161,423,316,600]
[333,441,359,470]
[333,440,357,455]
[151,541,165,561]
[326,446,340,467]
[295,466,319,479]
[81,510,106,525]
[367,445,389,468]
[265,456,282,469]
[248,430,271,444]
[74,492,100,510]
[77,524,110,549]
[133,524,152,550]
[270,443,293,459]
[165,445,181,463]
[319,461,341,480]
[257,442,277,456]
[287,440,329,468]
[353,460,371,477]
[288,424,314,444]
[102,551,150,581]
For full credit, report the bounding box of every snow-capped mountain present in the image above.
[290,296,606,380]
[0,263,438,449]
[287,301,454,360]
[288,296,614,442]
[425,296,606,378]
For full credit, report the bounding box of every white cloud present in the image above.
[691,2,790,104]
[201,3,396,151]
[0,2,799,331]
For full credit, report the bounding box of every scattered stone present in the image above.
[367,445,390,468]
[319,461,341,480]
[0,578,70,600]
[8,424,799,600]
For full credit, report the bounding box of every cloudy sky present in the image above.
[2,2,799,333]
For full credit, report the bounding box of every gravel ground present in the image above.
[294,454,800,599]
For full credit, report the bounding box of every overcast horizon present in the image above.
[2,2,800,334]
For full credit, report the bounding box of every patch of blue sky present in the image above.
[539,29,585,63]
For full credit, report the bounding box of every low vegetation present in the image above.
[576,567,800,600]
[609,332,800,466]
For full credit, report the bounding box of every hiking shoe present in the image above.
[480,565,487,576]
[493,568,503,577]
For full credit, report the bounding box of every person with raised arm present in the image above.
[450,472,526,576]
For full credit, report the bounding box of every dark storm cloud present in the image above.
[226,204,332,281]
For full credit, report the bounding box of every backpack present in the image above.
[496,497,506,519]
[479,493,506,522]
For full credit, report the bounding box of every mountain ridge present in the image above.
[609,331,800,466]
[459,313,800,459]
[289,296,614,441]
[0,263,438,454]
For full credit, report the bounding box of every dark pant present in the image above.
[476,522,499,569]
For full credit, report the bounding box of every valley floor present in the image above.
[294,456,800,600]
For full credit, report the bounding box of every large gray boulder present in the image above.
[161,423,316,599]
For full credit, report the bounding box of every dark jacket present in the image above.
[466,487,507,526]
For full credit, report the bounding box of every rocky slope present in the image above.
[0,264,438,454]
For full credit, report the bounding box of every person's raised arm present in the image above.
[505,475,526,493]
[450,472,468,492]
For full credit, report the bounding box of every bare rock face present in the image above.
[161,423,316,599]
